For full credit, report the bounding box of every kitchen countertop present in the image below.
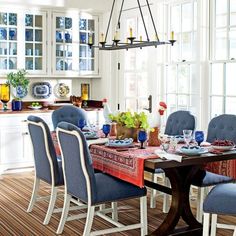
[0,107,103,115]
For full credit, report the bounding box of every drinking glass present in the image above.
[78,119,86,130]
[0,84,10,110]
[102,124,111,138]
[138,130,147,149]
[195,131,204,146]
[183,129,192,148]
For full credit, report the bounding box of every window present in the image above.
[164,1,199,118]
[210,0,236,118]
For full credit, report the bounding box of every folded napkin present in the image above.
[154,150,182,162]
[87,138,108,147]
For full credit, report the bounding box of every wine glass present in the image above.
[183,129,192,148]
[138,130,147,149]
[78,119,86,130]
[0,84,10,110]
[102,124,111,138]
[195,131,204,146]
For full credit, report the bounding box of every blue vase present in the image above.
[12,100,22,111]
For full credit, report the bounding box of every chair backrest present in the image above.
[52,106,88,130]
[27,115,60,185]
[206,114,236,143]
[57,122,96,204]
[164,110,196,136]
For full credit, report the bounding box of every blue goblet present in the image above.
[138,130,147,149]
[102,124,111,138]
[195,131,204,146]
[78,119,86,130]
[9,30,15,40]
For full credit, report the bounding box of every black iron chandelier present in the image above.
[88,0,176,51]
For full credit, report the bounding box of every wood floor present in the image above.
[0,171,235,236]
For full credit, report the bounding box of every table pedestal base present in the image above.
[145,165,202,236]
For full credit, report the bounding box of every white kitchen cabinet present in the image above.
[0,112,52,174]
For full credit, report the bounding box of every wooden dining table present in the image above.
[90,143,236,236]
[144,149,236,236]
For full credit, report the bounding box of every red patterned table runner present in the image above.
[205,160,236,179]
[90,145,159,187]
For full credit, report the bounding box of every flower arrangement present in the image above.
[109,111,151,131]
[6,69,29,100]
[109,111,152,140]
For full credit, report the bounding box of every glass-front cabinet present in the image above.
[0,12,17,70]
[25,13,46,72]
[52,12,98,75]
[0,9,99,76]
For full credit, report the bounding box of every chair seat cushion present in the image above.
[93,173,147,205]
[155,168,164,174]
[192,170,233,187]
[203,183,236,215]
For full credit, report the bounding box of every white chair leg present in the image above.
[83,205,95,236]
[56,194,72,235]
[111,202,118,221]
[27,177,40,212]
[150,174,158,208]
[43,186,58,225]
[203,213,210,236]
[210,214,217,236]
[196,187,204,222]
[233,228,236,236]
[163,177,170,213]
[140,196,148,236]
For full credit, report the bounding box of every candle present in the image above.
[114,30,119,40]
[171,31,174,40]
[140,35,142,42]
[100,33,104,42]
[129,27,133,37]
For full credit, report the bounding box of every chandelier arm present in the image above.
[105,0,116,42]
[146,0,159,41]
[137,0,149,41]
[116,0,124,29]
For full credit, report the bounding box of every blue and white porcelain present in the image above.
[178,146,207,156]
[106,138,133,147]
[32,82,52,99]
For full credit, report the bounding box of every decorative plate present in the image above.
[106,138,133,147]
[32,82,52,99]
[56,60,68,70]
[54,83,70,98]
[178,146,207,156]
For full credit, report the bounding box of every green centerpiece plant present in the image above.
[109,111,152,140]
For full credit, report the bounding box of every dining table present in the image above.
[51,132,236,235]
[90,143,236,236]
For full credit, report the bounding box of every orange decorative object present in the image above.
[0,83,10,110]
[148,127,161,146]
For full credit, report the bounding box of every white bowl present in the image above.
[211,145,234,151]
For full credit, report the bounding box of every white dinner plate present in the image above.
[178,146,208,156]
[106,138,133,147]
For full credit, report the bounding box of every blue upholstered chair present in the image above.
[56,122,147,235]
[26,115,64,225]
[192,114,235,222]
[52,105,88,130]
[150,110,196,211]
[203,183,236,236]
[164,110,196,136]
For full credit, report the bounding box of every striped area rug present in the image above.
[0,172,234,235]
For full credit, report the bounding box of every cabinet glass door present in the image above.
[55,16,73,71]
[0,12,17,70]
[79,18,95,72]
[25,14,44,71]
